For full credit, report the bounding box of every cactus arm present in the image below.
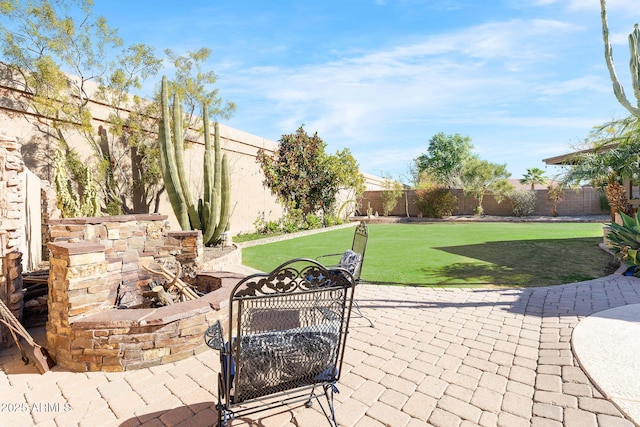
[214,121,222,211]
[210,154,230,245]
[630,24,640,106]
[158,76,189,228]
[201,105,217,243]
[173,94,202,230]
[202,200,216,243]
[203,105,214,206]
[600,0,640,118]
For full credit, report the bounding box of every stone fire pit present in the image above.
[46,215,240,372]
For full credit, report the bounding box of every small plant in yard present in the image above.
[415,186,458,218]
[509,189,536,217]
[381,175,404,216]
[253,215,279,234]
[460,157,512,216]
[251,208,329,237]
[305,214,323,229]
[547,182,565,217]
[323,215,342,227]
[606,210,640,270]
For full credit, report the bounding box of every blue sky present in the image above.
[93,0,638,182]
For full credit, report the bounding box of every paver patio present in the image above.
[1,271,640,426]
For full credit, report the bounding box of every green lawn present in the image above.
[241,222,616,287]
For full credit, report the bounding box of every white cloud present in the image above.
[225,18,588,138]
[216,13,627,178]
[536,76,609,96]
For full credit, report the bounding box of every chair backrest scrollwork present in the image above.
[350,221,368,282]
[222,258,355,404]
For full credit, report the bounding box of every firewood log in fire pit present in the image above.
[142,263,199,301]
[143,285,175,306]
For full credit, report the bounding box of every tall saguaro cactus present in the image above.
[600,0,640,118]
[158,76,231,245]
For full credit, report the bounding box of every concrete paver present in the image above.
[1,271,640,426]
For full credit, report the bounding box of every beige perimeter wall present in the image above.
[0,81,286,236]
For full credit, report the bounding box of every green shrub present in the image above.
[381,177,404,216]
[606,211,640,271]
[253,213,278,234]
[279,208,304,233]
[415,187,458,218]
[324,215,342,227]
[253,214,280,234]
[305,214,322,230]
[510,190,536,217]
[253,209,342,236]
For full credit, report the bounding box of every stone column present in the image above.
[47,241,108,369]
[0,136,25,349]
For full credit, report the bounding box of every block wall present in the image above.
[361,188,608,218]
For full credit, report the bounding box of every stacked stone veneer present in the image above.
[0,137,24,349]
[46,214,229,372]
[49,215,203,308]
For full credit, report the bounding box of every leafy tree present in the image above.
[0,0,235,215]
[460,157,513,215]
[0,0,126,214]
[560,118,640,219]
[257,125,362,223]
[520,167,548,190]
[415,132,474,188]
[380,174,404,216]
[324,148,365,220]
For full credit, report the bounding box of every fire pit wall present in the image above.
[46,215,228,372]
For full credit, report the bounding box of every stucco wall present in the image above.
[0,79,285,236]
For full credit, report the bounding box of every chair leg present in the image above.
[304,384,340,426]
[323,383,339,427]
[216,405,223,427]
[352,300,374,328]
[305,386,315,408]
[216,372,233,426]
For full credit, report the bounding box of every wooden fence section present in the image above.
[361,187,608,218]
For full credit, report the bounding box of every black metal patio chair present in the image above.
[316,221,373,327]
[204,258,355,426]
